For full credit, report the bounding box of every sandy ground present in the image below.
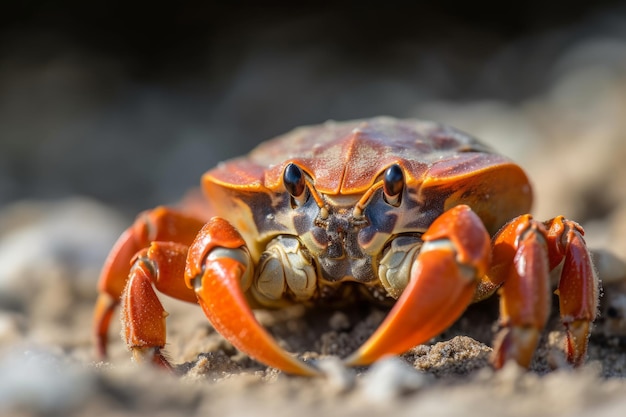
[2,9,626,417]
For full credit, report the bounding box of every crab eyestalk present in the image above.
[352,180,383,218]
[353,164,404,218]
[382,164,404,207]
[283,163,308,207]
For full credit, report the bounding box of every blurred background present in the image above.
[1,1,625,216]
[1,1,626,292]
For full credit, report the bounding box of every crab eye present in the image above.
[383,164,403,206]
[283,163,308,206]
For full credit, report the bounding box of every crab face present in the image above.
[202,117,531,296]
[95,117,598,377]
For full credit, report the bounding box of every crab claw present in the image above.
[345,204,491,366]
[186,217,321,376]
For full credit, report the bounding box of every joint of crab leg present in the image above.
[345,205,490,366]
[187,218,320,376]
[207,247,255,293]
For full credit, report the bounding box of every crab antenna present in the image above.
[297,176,330,219]
[353,180,384,218]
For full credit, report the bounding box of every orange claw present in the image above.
[345,204,491,366]
[186,218,321,377]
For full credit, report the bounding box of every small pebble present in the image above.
[316,356,355,392]
[361,356,431,402]
[593,249,626,285]
[328,311,351,331]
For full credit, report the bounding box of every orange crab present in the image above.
[93,117,598,376]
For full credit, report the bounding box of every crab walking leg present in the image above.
[489,215,599,368]
[93,207,206,358]
[121,242,197,369]
[186,218,321,376]
[490,216,552,368]
[345,205,491,367]
[544,217,598,366]
[94,227,143,358]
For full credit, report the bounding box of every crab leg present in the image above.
[93,207,205,358]
[94,226,143,357]
[489,215,598,368]
[345,204,491,366]
[186,217,321,376]
[545,217,598,366]
[489,215,551,368]
[121,242,197,369]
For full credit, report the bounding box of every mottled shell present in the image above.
[203,117,532,235]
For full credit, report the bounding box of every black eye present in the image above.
[383,164,403,206]
[283,163,308,206]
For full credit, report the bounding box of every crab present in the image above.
[93,117,598,376]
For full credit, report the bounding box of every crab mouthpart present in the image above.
[312,204,379,283]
